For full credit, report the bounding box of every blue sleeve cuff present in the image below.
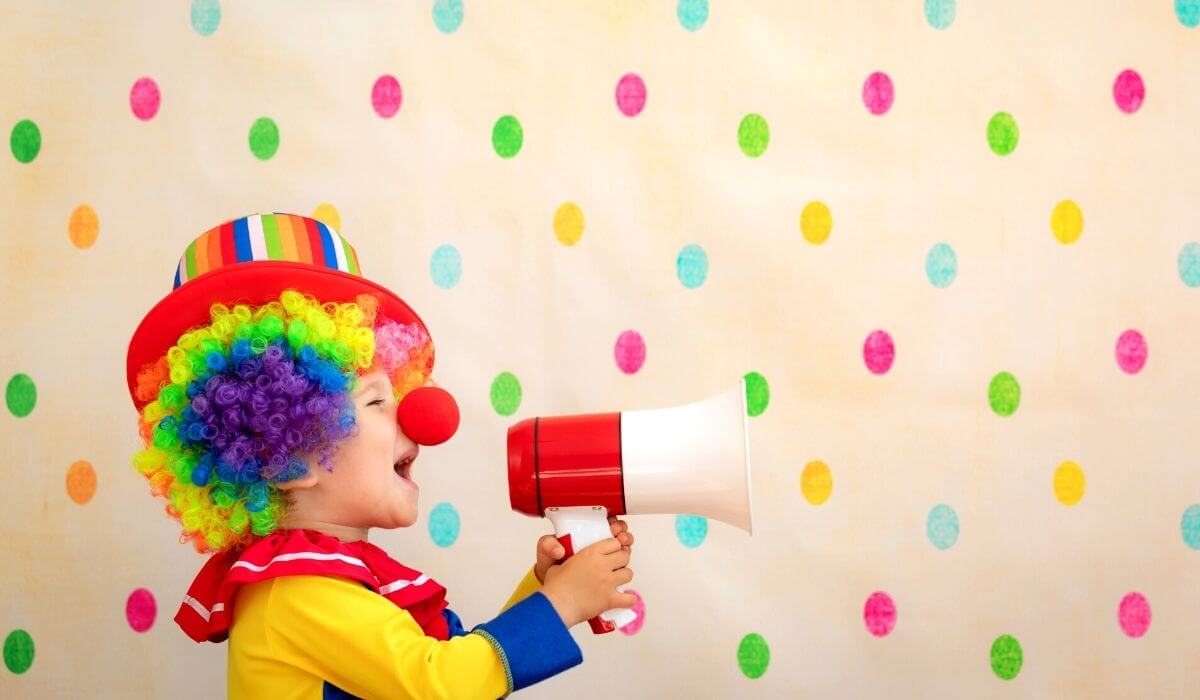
[442,608,468,638]
[470,592,583,693]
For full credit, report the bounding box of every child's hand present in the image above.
[534,517,634,584]
[540,536,636,628]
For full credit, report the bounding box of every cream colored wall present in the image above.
[3,1,1200,697]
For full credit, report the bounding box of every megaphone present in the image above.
[507,379,753,634]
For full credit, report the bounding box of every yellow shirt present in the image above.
[227,567,580,699]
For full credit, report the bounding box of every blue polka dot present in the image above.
[925,243,958,288]
[1182,505,1200,549]
[924,0,956,29]
[926,504,960,549]
[1179,243,1200,288]
[430,244,462,289]
[433,0,464,34]
[190,0,221,36]
[675,514,708,548]
[1178,0,1200,27]
[677,0,709,31]
[676,244,709,289]
[429,502,461,547]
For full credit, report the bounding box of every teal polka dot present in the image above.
[190,0,221,36]
[926,504,959,549]
[1182,504,1200,549]
[428,502,461,547]
[924,0,956,29]
[430,244,462,289]
[675,514,708,548]
[433,0,464,34]
[1177,0,1200,27]
[677,0,709,31]
[925,242,958,288]
[1178,243,1200,288]
[676,244,709,288]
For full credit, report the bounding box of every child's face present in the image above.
[280,369,423,530]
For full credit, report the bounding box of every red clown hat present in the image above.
[125,212,432,412]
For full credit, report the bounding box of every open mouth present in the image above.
[394,447,419,486]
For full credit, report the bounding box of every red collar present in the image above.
[175,528,449,642]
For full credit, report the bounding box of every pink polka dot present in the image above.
[863,591,896,637]
[863,330,895,375]
[372,75,403,118]
[614,330,646,374]
[618,589,646,636]
[1113,69,1145,114]
[129,77,161,121]
[862,72,894,115]
[1118,592,1151,638]
[615,73,647,117]
[126,587,157,633]
[1115,329,1147,374]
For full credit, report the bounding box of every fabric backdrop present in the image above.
[2,1,1200,697]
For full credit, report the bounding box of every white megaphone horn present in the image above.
[506,379,753,633]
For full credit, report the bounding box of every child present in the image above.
[125,213,637,698]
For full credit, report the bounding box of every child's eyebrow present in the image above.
[356,376,391,396]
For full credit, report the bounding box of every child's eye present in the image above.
[368,399,386,407]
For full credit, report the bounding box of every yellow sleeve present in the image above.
[502,566,543,612]
[262,575,507,700]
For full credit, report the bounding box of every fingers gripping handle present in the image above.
[545,505,636,635]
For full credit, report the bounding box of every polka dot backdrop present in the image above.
[2,2,1199,697]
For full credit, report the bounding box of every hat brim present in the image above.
[126,261,432,412]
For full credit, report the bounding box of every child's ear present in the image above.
[274,468,320,491]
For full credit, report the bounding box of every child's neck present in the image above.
[281,518,370,544]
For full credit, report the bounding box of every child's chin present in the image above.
[389,508,419,528]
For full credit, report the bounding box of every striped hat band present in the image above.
[173,212,361,289]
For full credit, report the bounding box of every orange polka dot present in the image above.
[68,205,99,249]
[66,460,97,504]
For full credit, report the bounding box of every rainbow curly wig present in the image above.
[131,289,432,554]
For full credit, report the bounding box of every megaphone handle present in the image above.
[545,505,637,635]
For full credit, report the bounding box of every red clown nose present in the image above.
[396,387,461,446]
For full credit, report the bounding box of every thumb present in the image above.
[539,535,565,559]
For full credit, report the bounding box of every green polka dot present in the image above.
[10,120,41,163]
[987,112,1019,156]
[490,372,522,416]
[248,117,280,160]
[738,114,769,157]
[736,632,769,679]
[990,634,1023,680]
[3,629,34,674]
[6,373,36,418]
[492,115,523,158]
[988,371,1020,417]
[744,371,769,417]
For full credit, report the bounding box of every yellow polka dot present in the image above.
[1053,460,1085,506]
[800,460,833,505]
[66,460,97,504]
[553,202,584,246]
[1051,200,1083,245]
[313,203,342,233]
[68,204,99,249]
[800,201,832,245]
